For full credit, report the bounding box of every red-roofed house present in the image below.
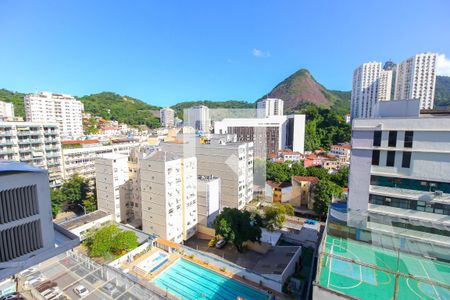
[265,180,293,203]
[330,144,351,162]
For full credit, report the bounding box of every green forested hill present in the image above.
[171,100,254,120]
[78,92,161,128]
[0,89,26,117]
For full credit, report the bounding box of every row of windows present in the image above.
[373,130,413,148]
[372,150,411,168]
[371,175,450,194]
[369,194,450,216]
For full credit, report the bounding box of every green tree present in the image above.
[263,203,295,231]
[60,174,90,206]
[84,224,138,258]
[111,230,139,254]
[329,166,349,187]
[50,189,64,217]
[313,180,342,217]
[213,208,262,252]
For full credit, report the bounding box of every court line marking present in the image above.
[327,239,334,288]
[406,278,427,300]
[328,240,364,290]
[419,261,442,300]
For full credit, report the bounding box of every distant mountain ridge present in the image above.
[1,72,449,127]
[258,69,351,113]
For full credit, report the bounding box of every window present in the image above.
[404,131,414,148]
[388,131,397,147]
[386,151,395,166]
[402,152,412,168]
[371,150,380,166]
[373,131,382,147]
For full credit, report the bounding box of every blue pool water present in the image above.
[153,259,269,300]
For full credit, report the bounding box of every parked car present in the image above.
[215,239,227,249]
[0,293,20,300]
[24,275,45,287]
[101,282,120,295]
[19,267,38,277]
[73,285,89,297]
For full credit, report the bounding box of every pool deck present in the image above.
[120,247,181,281]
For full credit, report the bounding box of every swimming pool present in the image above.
[153,259,269,300]
[135,251,168,274]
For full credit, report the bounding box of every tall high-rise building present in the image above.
[160,107,175,128]
[0,122,63,187]
[0,101,14,121]
[95,153,130,223]
[24,92,84,138]
[350,62,391,119]
[186,105,210,132]
[394,52,437,110]
[348,100,449,244]
[140,151,197,243]
[257,98,284,118]
[0,162,79,280]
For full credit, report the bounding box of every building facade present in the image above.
[140,151,197,243]
[214,114,305,157]
[349,100,450,246]
[62,141,139,181]
[197,175,220,227]
[0,122,63,187]
[95,154,130,223]
[257,98,284,118]
[0,101,14,121]
[161,136,253,210]
[24,92,84,138]
[186,105,210,132]
[394,52,437,110]
[160,107,175,128]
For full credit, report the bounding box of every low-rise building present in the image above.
[291,176,319,210]
[265,180,293,203]
[62,140,139,181]
[278,149,303,162]
[0,122,63,187]
[330,144,351,162]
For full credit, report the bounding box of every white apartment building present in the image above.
[349,100,450,247]
[257,98,284,118]
[140,151,197,243]
[0,101,14,121]
[0,162,79,280]
[350,62,392,119]
[394,52,437,110]
[197,175,221,227]
[24,92,84,138]
[62,141,139,180]
[186,105,210,132]
[160,107,175,128]
[330,144,351,162]
[214,114,305,157]
[162,136,253,209]
[0,122,63,187]
[95,154,130,223]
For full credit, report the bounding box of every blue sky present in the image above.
[1,1,449,106]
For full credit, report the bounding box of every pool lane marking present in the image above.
[419,261,441,300]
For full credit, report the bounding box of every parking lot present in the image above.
[18,253,161,300]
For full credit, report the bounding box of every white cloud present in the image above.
[252,48,271,58]
[436,54,450,76]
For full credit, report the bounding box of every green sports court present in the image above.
[318,234,450,300]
